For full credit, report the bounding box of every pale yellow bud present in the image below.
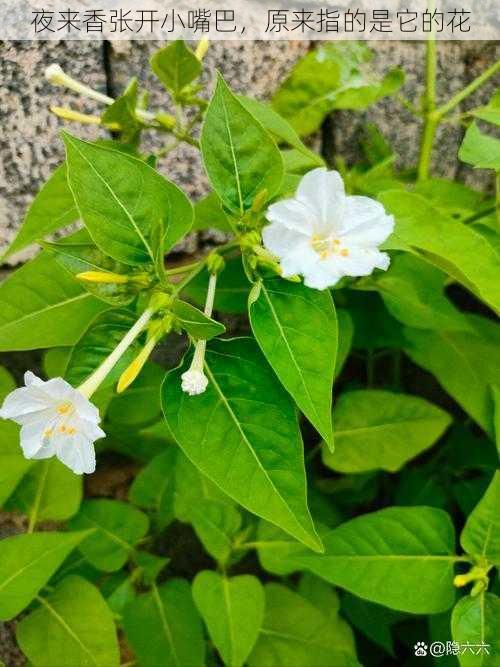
[50,106,103,126]
[117,337,156,393]
[45,63,66,85]
[76,271,129,284]
[195,39,210,61]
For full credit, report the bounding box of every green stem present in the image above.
[166,261,203,276]
[436,60,500,118]
[172,261,207,296]
[417,36,438,181]
[27,459,50,533]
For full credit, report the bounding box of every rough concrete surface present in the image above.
[1,40,498,261]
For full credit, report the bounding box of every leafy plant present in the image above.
[0,39,499,667]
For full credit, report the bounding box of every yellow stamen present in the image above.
[57,403,72,415]
[67,427,77,435]
[340,248,349,257]
[43,428,53,438]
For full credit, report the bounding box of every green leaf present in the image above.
[182,255,250,314]
[106,576,136,617]
[273,43,403,137]
[129,448,177,530]
[365,253,472,332]
[460,472,500,566]
[63,132,193,266]
[173,450,232,522]
[0,252,108,352]
[192,192,233,233]
[0,531,89,620]
[381,191,500,314]
[122,579,205,667]
[1,164,77,262]
[493,385,500,457]
[404,315,500,438]
[248,583,360,667]
[8,458,82,524]
[45,231,144,306]
[201,74,284,215]
[238,96,324,167]
[298,574,356,654]
[193,571,265,667]
[292,506,457,613]
[459,122,500,171]
[173,299,226,340]
[347,291,405,352]
[470,91,500,127]
[16,575,120,667]
[336,309,354,378]
[0,421,33,508]
[255,520,308,576]
[249,278,337,450]
[101,78,144,144]
[69,499,149,572]
[151,40,202,97]
[190,499,242,563]
[65,309,138,388]
[0,367,33,507]
[413,178,486,221]
[323,390,451,474]
[162,337,322,552]
[451,592,500,667]
[342,593,402,656]
[107,361,164,427]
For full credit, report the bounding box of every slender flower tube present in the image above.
[181,273,217,396]
[0,308,154,475]
[78,308,154,399]
[45,63,156,124]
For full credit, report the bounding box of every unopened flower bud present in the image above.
[76,271,130,284]
[195,39,210,61]
[51,106,104,126]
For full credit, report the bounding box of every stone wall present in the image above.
[0,39,498,263]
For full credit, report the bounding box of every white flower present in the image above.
[0,372,105,475]
[263,168,395,290]
[181,369,209,396]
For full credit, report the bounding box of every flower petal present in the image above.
[296,168,346,234]
[340,196,395,247]
[39,377,75,402]
[24,371,44,387]
[279,239,319,278]
[19,420,57,459]
[335,248,391,277]
[266,198,317,235]
[262,222,309,259]
[56,434,96,475]
[71,391,102,424]
[0,387,54,421]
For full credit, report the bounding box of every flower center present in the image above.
[310,235,349,260]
